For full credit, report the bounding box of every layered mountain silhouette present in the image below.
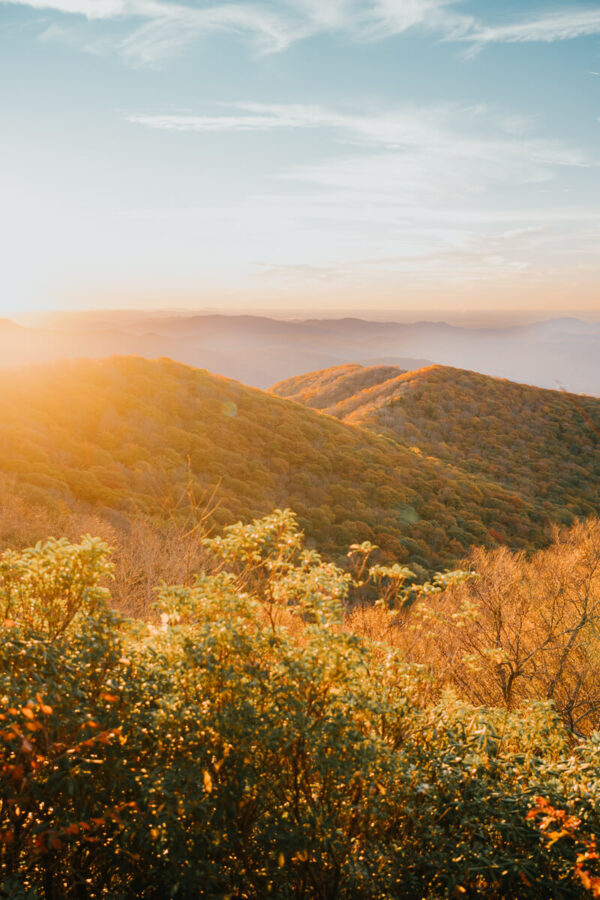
[7,311,600,395]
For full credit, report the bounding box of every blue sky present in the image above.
[1,0,599,316]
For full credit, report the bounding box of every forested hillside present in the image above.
[0,357,553,575]
[272,363,600,525]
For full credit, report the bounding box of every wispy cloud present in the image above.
[360,0,472,40]
[4,0,315,60]
[125,100,595,286]
[6,0,600,63]
[119,4,311,64]
[127,104,339,133]
[2,0,161,19]
[127,100,589,173]
[464,7,600,49]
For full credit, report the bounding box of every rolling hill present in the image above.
[0,356,559,572]
[271,363,600,526]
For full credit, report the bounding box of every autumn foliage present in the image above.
[2,511,600,897]
[0,356,577,578]
[272,363,600,530]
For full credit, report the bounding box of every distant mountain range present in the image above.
[5,311,600,395]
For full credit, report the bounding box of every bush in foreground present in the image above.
[1,512,600,897]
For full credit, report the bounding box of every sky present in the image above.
[1,0,600,317]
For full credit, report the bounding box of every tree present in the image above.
[416,521,600,733]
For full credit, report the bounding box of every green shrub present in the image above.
[1,514,600,897]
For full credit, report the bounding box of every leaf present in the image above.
[203,770,213,794]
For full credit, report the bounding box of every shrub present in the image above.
[2,514,600,897]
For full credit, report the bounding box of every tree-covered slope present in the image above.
[271,363,600,525]
[0,356,551,570]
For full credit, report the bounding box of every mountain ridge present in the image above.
[271,362,600,525]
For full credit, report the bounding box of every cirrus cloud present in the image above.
[5,0,600,64]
